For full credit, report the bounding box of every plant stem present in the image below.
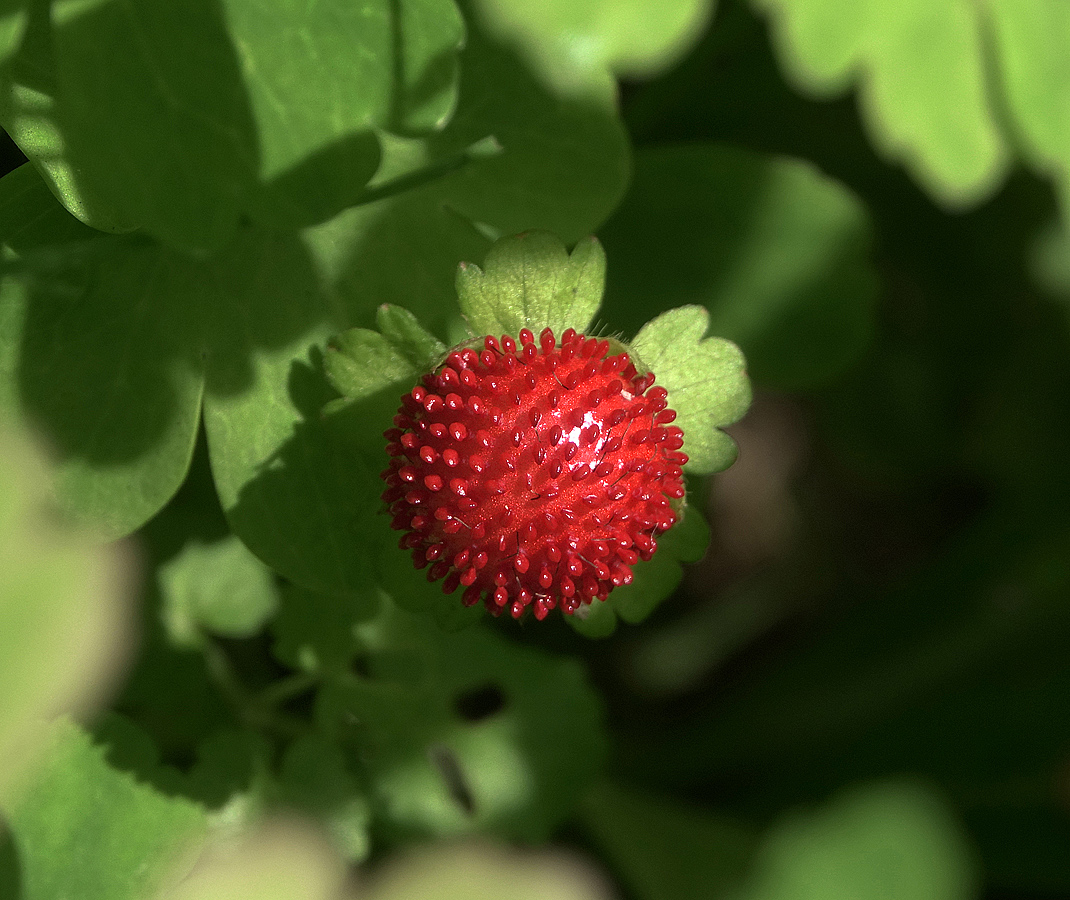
[349,135,502,208]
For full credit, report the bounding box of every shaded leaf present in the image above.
[0,0,139,234]
[582,781,757,900]
[306,21,629,339]
[732,781,976,900]
[50,0,259,252]
[159,534,280,647]
[315,600,607,842]
[223,0,463,228]
[0,1,26,64]
[271,582,381,675]
[599,144,877,390]
[277,733,372,863]
[0,168,206,539]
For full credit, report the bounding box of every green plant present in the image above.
[3,0,1070,898]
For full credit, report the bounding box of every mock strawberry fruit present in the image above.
[381,326,687,620]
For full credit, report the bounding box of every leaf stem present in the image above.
[350,135,503,208]
[202,639,314,740]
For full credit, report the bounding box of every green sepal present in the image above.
[455,231,605,339]
[324,305,446,403]
[569,506,711,638]
[632,305,751,475]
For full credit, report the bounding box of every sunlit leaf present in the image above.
[600,144,877,390]
[470,0,714,91]
[1,720,206,900]
[456,231,605,338]
[751,0,1008,206]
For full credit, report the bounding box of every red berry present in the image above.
[381,327,687,620]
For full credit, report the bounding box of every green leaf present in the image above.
[456,231,605,338]
[304,19,629,337]
[582,781,757,900]
[158,534,280,647]
[50,0,259,252]
[470,0,714,90]
[326,306,445,403]
[0,2,26,64]
[221,0,388,183]
[0,162,100,248]
[429,23,628,243]
[751,0,1008,206]
[183,728,271,811]
[0,0,140,234]
[986,0,1070,219]
[0,424,131,792]
[632,306,751,476]
[271,582,381,675]
[599,144,878,390]
[315,601,607,842]
[732,781,976,900]
[223,0,463,229]
[377,304,450,369]
[384,0,466,133]
[0,719,207,900]
[205,348,393,598]
[0,180,207,538]
[277,733,371,863]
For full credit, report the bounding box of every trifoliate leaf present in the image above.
[0,719,206,900]
[456,231,605,339]
[158,534,280,648]
[632,306,751,475]
[326,305,445,403]
[314,601,607,842]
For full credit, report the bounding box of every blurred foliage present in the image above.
[3,0,1070,897]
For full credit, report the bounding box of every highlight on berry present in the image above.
[381,326,687,621]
